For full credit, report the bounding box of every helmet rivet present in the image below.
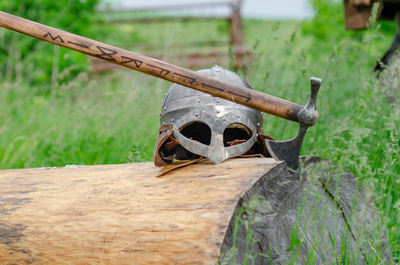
[216,110,220,114]
[215,67,220,73]
[197,99,201,103]
[171,119,175,123]
[163,107,167,111]
[237,114,240,118]
[255,133,258,137]
[195,112,199,117]
[216,99,220,103]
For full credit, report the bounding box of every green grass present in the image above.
[0,11,399,264]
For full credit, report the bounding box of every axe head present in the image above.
[265,77,322,172]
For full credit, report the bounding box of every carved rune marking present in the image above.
[68,41,89,49]
[43,32,65,43]
[121,56,143,68]
[173,73,196,85]
[201,82,224,92]
[95,46,117,61]
[146,64,170,76]
[227,91,252,102]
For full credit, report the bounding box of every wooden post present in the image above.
[229,0,243,47]
[228,0,247,68]
[0,158,391,264]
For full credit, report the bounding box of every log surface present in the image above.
[0,158,279,265]
[0,157,391,264]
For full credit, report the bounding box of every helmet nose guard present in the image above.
[172,109,259,164]
[154,65,266,166]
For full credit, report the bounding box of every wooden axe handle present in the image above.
[0,11,311,124]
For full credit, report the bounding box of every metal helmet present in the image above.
[154,65,268,167]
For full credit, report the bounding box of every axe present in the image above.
[0,11,322,171]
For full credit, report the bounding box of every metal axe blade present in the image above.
[266,77,322,172]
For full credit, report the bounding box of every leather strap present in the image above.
[154,126,274,167]
[156,157,205,177]
[153,124,176,167]
[255,128,274,157]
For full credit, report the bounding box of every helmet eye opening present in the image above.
[179,121,212,146]
[223,123,252,147]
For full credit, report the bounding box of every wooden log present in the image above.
[0,158,277,264]
[0,158,391,264]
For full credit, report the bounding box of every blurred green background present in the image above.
[0,0,399,262]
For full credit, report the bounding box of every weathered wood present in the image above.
[96,0,245,69]
[101,16,226,24]
[0,158,391,264]
[229,0,243,47]
[0,158,278,264]
[0,11,309,124]
[98,1,235,13]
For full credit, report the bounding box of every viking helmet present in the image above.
[154,65,270,167]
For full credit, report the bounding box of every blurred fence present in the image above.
[91,0,252,72]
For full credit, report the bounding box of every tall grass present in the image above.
[0,3,398,262]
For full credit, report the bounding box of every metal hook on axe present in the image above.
[0,11,322,171]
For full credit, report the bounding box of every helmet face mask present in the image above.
[154,65,268,166]
[172,106,259,163]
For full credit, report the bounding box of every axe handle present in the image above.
[0,11,309,124]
